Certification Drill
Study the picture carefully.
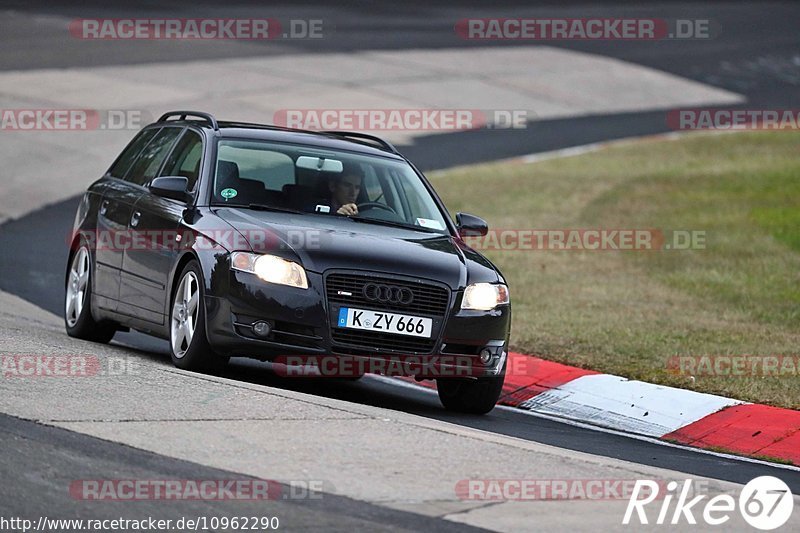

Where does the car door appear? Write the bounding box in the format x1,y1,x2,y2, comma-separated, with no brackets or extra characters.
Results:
114,126,184,324
94,127,159,310
118,127,203,325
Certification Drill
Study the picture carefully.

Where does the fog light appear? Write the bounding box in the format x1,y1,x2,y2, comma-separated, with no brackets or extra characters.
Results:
479,348,493,364
252,321,271,338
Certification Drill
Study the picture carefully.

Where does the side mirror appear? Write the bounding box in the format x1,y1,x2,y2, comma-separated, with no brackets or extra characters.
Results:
456,212,489,237
149,176,190,202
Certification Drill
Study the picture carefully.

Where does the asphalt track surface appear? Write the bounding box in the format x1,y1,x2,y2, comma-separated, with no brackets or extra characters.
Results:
2,1,799,169
1,0,800,529
0,413,488,532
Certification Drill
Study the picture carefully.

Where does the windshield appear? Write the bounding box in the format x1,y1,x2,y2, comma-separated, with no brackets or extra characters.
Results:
211,139,450,233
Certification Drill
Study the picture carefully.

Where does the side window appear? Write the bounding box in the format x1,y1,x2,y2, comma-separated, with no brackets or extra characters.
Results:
124,127,182,186
107,128,159,179
160,130,203,191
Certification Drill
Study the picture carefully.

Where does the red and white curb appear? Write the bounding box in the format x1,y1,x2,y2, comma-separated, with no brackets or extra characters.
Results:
515,373,741,438
400,352,800,465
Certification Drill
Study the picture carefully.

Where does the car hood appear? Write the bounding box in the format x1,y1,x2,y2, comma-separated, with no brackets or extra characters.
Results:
214,208,500,289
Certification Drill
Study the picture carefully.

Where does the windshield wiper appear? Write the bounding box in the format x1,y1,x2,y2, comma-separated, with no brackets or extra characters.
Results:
247,203,305,214
348,216,441,233
217,203,304,214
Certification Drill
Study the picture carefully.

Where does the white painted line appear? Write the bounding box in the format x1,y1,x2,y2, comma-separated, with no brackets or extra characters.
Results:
426,130,743,179
519,132,683,164
515,130,737,165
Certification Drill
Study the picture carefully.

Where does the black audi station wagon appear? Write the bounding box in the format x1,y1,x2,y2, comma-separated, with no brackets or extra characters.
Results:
65,111,511,413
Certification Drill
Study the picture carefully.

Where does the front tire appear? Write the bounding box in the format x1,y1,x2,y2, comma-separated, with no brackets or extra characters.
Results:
436,373,505,415
64,244,116,343
169,261,228,373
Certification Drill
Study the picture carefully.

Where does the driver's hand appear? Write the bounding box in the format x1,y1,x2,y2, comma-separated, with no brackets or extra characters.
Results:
336,203,358,216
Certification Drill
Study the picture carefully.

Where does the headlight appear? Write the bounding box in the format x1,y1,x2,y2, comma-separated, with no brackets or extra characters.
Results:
461,283,509,310
230,252,308,289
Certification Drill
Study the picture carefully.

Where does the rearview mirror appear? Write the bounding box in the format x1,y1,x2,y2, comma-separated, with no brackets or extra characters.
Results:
149,176,190,202
296,156,344,173
456,212,489,237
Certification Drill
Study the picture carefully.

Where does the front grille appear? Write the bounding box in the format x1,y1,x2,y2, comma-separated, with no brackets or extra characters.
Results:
326,273,450,316
326,272,450,354
331,328,437,353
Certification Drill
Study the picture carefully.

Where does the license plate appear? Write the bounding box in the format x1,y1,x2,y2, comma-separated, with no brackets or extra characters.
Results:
337,307,432,338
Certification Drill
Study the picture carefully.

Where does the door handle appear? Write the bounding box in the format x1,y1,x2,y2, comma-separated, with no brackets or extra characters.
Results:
99,200,109,216
130,211,141,227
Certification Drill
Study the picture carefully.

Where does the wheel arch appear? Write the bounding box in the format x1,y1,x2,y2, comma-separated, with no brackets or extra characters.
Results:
64,232,96,308
168,251,201,304
65,233,83,287
166,248,224,309
166,248,227,368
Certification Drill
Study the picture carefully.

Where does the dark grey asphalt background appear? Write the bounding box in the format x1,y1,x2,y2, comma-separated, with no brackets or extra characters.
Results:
3,0,799,169
0,413,489,532
1,0,799,529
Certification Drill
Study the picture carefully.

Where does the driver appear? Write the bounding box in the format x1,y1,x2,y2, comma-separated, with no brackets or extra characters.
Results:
329,162,363,216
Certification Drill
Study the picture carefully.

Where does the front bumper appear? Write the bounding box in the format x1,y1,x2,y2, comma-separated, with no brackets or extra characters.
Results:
204,269,511,379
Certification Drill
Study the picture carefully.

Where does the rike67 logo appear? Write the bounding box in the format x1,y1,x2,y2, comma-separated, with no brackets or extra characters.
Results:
623,476,794,530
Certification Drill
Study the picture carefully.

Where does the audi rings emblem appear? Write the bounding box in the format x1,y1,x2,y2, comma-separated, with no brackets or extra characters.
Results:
362,283,414,305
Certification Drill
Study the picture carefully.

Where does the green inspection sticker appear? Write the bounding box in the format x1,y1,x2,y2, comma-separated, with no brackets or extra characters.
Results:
220,188,238,200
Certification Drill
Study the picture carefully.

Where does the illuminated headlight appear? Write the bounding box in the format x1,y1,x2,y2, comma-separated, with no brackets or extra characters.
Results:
230,252,308,289
461,283,509,311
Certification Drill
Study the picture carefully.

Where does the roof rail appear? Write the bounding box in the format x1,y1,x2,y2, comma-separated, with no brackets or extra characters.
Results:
321,131,399,155
216,121,291,132
157,111,219,131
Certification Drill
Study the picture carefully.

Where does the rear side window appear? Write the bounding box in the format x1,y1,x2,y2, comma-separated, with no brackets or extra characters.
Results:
124,127,182,186
107,128,159,179
160,130,203,191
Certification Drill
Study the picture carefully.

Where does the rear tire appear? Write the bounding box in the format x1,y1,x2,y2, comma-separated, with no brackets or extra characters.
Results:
169,260,228,373
64,244,116,343
436,373,505,415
